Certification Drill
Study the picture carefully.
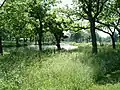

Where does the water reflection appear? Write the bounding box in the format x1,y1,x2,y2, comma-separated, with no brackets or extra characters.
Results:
3,43,78,52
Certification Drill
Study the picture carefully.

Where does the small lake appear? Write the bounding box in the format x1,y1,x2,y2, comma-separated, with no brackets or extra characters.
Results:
28,43,78,50
3,43,78,52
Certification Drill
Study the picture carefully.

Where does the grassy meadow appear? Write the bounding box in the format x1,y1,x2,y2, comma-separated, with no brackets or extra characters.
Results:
0,43,120,90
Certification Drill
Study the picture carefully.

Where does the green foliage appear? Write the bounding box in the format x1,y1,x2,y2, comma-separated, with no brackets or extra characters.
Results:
43,31,55,45
28,0,48,20
1,44,120,89
45,12,71,49
0,0,120,89
1,0,30,40
0,48,94,90
45,13,64,37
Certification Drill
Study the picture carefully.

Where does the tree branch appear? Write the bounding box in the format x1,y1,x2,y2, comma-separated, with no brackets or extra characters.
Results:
95,27,111,35
96,19,110,27
73,26,90,30
0,0,7,8
94,0,108,18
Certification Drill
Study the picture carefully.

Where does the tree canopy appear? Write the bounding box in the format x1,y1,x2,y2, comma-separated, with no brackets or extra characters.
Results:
0,0,120,54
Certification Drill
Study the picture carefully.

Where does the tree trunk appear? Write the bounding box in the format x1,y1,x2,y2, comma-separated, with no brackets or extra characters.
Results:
38,34,42,51
118,33,120,49
30,37,32,42
0,36,3,55
56,39,61,50
54,34,61,50
23,38,27,46
38,21,43,51
16,38,20,47
110,35,116,49
89,18,97,54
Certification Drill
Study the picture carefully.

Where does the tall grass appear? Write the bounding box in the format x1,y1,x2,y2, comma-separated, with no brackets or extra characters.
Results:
1,44,120,90
0,48,94,90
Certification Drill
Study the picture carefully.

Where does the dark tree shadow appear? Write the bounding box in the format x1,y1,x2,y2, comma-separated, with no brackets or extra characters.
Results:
97,70,120,85
0,48,44,81
92,48,120,85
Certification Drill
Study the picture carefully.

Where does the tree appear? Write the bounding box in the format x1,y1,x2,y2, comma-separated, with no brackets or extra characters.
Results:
95,0,119,49
70,30,91,43
73,32,81,43
73,0,109,53
0,0,7,54
0,0,7,8
28,0,55,51
96,26,117,49
45,13,69,50
0,12,4,54
43,31,55,45
3,0,29,47
109,0,120,41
